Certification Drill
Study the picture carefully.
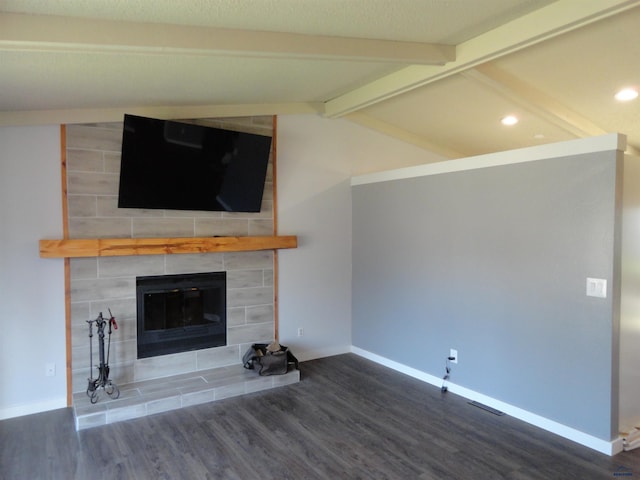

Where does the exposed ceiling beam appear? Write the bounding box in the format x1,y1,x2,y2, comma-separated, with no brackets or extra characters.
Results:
0,103,323,127
462,64,640,157
324,0,640,118
0,12,455,65
462,64,607,139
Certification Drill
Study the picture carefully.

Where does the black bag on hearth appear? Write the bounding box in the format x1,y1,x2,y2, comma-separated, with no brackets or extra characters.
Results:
242,342,299,376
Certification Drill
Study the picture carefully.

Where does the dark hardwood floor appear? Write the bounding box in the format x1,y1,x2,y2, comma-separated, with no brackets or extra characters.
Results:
1,354,639,479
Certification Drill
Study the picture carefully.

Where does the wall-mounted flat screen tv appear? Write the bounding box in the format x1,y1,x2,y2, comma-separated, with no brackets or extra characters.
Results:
117,114,272,212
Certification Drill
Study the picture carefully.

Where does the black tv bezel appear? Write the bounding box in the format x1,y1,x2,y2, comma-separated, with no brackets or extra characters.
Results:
117,114,272,213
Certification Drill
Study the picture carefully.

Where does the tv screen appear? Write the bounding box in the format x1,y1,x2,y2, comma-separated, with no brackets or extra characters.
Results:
117,114,272,212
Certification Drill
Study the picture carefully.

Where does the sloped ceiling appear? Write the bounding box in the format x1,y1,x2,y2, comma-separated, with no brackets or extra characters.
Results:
1,0,639,159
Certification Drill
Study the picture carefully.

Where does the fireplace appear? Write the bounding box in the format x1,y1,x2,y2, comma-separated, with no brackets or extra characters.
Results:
136,272,227,359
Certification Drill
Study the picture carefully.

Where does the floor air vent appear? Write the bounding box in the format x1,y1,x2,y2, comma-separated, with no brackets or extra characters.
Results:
468,401,505,416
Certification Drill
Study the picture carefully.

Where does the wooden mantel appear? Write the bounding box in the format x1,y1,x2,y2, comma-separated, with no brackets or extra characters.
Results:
39,235,297,258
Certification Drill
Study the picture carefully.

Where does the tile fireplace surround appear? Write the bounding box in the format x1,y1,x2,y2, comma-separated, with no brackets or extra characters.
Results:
64,116,298,427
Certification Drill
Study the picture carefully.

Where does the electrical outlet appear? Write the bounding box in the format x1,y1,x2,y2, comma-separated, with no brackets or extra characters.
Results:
449,349,458,364
45,363,56,377
297,327,304,337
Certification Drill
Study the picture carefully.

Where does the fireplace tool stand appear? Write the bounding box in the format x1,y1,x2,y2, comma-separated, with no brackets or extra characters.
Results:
86,309,120,404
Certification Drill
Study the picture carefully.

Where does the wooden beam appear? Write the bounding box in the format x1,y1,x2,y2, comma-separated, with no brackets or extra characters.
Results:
0,102,323,128
40,236,298,258
0,12,454,66
60,125,73,407
324,0,640,117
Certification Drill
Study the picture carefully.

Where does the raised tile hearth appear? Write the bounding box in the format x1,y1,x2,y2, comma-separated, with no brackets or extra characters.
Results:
73,364,300,430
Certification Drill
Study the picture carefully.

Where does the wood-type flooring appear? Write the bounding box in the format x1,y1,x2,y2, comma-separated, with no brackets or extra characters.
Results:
1,354,639,479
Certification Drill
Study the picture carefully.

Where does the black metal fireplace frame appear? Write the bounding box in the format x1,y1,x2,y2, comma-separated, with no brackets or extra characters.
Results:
136,272,227,359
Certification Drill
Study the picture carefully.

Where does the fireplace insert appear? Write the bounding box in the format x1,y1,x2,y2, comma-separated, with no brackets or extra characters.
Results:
136,272,226,358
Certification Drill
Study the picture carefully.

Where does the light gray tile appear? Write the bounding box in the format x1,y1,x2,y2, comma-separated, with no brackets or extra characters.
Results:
227,307,246,326
260,199,273,214
181,388,215,407
164,209,223,218
104,152,121,173
67,149,104,172
214,383,246,400
71,344,94,373
76,412,107,430
164,252,224,274
245,376,274,393
108,363,135,387
70,310,93,347
134,352,197,382
196,345,239,370
262,181,273,201
68,217,132,238
137,376,205,396
70,257,98,279
227,286,273,308
273,370,301,387
226,269,264,289
194,218,249,237
88,297,136,329
106,404,147,424
201,366,248,384
96,196,160,217
223,251,273,270
248,219,274,236
73,401,107,416
71,277,135,302
133,217,195,237
68,171,119,195
68,195,98,217
222,207,270,220
98,255,164,278
71,367,91,394
246,305,274,324
227,322,275,346
110,339,137,365
66,124,123,151
263,269,274,286
146,395,181,416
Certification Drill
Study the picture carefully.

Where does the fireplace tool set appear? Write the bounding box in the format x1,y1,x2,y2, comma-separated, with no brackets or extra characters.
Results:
86,309,120,404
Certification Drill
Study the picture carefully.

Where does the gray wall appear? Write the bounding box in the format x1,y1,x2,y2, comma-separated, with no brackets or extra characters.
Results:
352,151,621,440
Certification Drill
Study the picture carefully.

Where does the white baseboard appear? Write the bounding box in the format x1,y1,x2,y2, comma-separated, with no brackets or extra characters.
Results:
350,346,623,456
0,397,67,421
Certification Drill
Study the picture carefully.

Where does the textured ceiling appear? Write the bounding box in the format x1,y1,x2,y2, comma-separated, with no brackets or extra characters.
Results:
0,0,639,161
0,0,550,43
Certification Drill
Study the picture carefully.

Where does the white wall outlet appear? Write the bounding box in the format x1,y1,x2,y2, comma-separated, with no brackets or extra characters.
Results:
297,327,304,337
586,277,607,298
45,363,56,377
450,349,458,364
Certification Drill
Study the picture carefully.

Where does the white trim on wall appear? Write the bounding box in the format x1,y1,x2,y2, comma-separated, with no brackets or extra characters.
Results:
351,133,626,186
351,346,624,456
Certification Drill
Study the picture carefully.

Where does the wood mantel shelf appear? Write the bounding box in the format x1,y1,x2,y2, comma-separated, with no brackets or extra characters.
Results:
39,236,298,258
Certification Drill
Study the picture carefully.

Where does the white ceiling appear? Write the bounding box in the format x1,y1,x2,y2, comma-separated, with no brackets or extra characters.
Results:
1,0,639,159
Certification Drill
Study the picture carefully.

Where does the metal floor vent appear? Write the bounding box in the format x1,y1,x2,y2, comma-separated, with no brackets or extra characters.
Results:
468,401,505,416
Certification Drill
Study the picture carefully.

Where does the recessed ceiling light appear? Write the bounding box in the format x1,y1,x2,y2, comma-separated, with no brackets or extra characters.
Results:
501,115,518,126
615,88,638,101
